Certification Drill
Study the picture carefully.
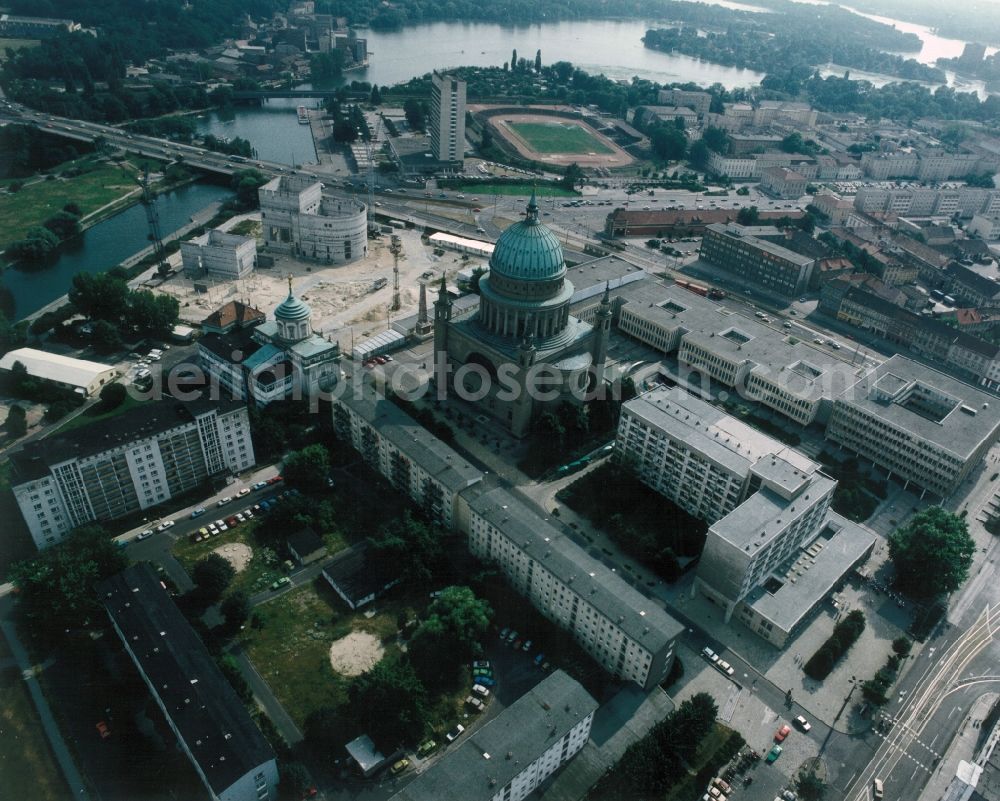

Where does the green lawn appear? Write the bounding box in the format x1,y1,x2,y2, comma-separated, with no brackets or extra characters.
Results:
508,121,614,155
0,157,142,248
0,655,68,801
452,183,578,197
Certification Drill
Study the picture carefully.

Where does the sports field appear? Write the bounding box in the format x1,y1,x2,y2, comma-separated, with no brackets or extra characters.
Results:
508,121,614,155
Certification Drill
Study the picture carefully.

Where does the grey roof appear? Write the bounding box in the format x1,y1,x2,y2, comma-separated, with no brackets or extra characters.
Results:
944,261,1000,299
704,223,815,268
744,512,877,633
468,486,684,656
622,388,817,478
335,386,483,493
835,354,1000,459
98,564,274,795
390,671,597,801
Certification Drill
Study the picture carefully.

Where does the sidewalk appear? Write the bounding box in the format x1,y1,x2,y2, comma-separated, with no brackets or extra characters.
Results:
918,693,998,801
0,600,91,800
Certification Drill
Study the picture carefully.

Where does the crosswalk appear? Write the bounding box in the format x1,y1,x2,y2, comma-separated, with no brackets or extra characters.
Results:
869,713,943,773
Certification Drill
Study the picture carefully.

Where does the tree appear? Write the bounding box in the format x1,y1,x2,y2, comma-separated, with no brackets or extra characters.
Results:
688,139,711,169
701,125,729,153
561,162,584,190
797,770,826,801
42,210,81,241
408,586,492,685
10,524,127,639
124,291,179,339
889,507,975,600
91,320,123,354
650,125,687,161
8,226,60,261
231,168,268,211
368,513,445,587
221,591,250,630
192,553,235,601
892,636,912,657
346,657,429,748
69,272,130,324
5,404,27,437
370,84,382,105
534,49,542,71
283,444,331,495
403,98,425,132
512,49,518,72
736,206,760,225
98,382,127,410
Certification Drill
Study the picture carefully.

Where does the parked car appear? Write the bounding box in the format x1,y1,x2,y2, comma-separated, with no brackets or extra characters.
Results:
237,488,250,497
190,507,207,518
766,745,782,763
506,630,519,643
270,577,291,591
712,778,732,794
465,695,485,712
417,740,437,757
472,684,490,697
872,778,884,799
95,721,111,739
137,529,154,540
716,660,735,676
522,640,533,652
226,515,238,527
702,647,719,663
390,758,409,775
794,715,811,732
475,676,496,687
498,628,510,640
472,668,492,678
534,653,546,665
472,660,491,669
253,481,268,491
217,496,232,506
774,724,791,742
445,724,465,742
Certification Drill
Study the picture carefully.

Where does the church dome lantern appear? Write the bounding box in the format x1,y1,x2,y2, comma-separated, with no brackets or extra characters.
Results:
274,276,312,341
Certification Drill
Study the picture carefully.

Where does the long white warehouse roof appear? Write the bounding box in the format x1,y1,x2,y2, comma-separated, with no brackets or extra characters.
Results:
0,347,117,390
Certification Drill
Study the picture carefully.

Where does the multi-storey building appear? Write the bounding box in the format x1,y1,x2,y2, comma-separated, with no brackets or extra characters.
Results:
701,223,816,297
0,14,81,38
854,186,1000,219
100,564,279,801
330,383,483,528
198,281,340,405
618,389,874,647
258,175,367,264
465,486,683,691
429,71,467,165
827,355,1000,497
11,394,255,549
759,166,808,199
968,214,1000,241
655,88,712,116
180,229,257,280
390,671,597,801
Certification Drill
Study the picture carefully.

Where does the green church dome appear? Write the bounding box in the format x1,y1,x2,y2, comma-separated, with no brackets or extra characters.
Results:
274,277,312,322
489,192,565,281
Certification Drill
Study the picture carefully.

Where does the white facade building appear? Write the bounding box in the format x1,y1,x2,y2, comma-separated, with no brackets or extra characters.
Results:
11,396,254,549
968,214,1000,240
0,347,118,398
465,486,683,691
429,71,467,164
181,229,257,279
390,671,596,801
259,175,367,263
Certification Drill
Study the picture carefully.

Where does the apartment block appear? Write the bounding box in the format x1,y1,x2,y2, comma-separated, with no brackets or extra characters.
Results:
258,175,367,264
390,671,597,801
701,223,816,297
330,383,483,528
430,71,467,164
11,394,255,549
100,564,278,801
826,355,1000,497
656,88,712,116
465,486,683,691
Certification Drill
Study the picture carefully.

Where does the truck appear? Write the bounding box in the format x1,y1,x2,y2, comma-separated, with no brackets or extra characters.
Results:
675,279,726,300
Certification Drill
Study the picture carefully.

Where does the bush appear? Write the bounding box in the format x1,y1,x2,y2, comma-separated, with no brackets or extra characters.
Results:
98,382,127,410
804,610,866,680
892,636,912,657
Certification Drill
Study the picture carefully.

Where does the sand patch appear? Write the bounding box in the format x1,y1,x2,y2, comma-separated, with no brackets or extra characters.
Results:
328,630,384,677
213,543,253,573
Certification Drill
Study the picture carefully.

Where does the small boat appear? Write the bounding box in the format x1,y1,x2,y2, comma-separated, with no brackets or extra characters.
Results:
297,106,309,124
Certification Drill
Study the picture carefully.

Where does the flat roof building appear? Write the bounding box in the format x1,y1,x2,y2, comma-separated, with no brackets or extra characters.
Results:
331,382,483,528
826,355,1000,498
99,564,278,801
701,223,816,298
0,347,118,398
464,486,683,691
429,72,466,165
181,229,257,280
390,670,597,801
10,393,254,549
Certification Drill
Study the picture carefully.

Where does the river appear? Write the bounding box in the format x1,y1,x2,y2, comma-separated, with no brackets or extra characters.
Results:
1,182,231,322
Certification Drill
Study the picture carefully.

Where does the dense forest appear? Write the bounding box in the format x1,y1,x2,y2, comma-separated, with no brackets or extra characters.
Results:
804,0,1000,45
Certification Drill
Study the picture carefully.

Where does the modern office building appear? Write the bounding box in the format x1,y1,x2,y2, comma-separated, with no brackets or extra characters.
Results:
181,229,257,280
464,486,683,691
99,564,279,801
258,175,367,263
700,223,816,297
429,71,467,165
390,671,597,801
11,393,255,549
198,280,341,405
330,382,483,528
826,355,1000,498
0,347,119,398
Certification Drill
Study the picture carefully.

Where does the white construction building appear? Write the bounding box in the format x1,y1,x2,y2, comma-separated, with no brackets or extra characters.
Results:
180,229,257,279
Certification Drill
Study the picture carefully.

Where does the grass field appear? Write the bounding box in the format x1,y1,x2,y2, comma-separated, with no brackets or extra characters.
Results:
0,156,142,248
508,121,613,155
0,645,68,801
0,38,39,61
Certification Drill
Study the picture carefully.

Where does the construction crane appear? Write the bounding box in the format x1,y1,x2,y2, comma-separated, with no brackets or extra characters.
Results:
389,234,403,311
139,166,168,277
